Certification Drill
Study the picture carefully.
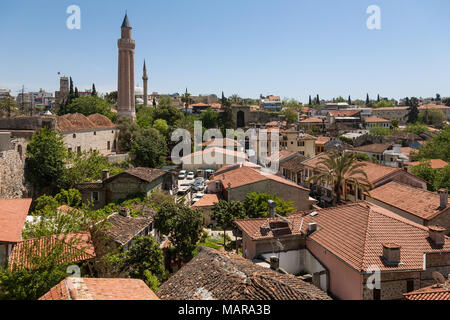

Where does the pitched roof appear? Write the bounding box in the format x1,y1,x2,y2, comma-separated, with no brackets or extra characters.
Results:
39,277,159,300
8,232,95,270
364,116,390,123
56,113,115,132
299,117,323,124
192,194,219,208
209,166,309,191
299,202,450,272
368,181,449,221
201,138,242,148
105,211,154,245
280,153,308,173
156,246,331,300
328,110,361,117
315,136,331,146
237,202,450,272
181,147,248,163
352,144,392,154
408,159,448,170
302,156,406,185
0,198,32,243
104,167,166,184
403,284,450,300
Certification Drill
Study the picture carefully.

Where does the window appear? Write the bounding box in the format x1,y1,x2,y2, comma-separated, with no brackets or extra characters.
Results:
298,141,305,147
92,191,99,202
77,146,81,154
407,280,414,293
73,133,76,138
107,141,111,150
68,148,72,153
94,131,97,136
373,289,381,300
299,151,305,155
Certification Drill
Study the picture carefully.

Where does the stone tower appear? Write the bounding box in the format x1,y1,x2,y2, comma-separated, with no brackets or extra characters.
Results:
142,60,148,106
117,13,136,121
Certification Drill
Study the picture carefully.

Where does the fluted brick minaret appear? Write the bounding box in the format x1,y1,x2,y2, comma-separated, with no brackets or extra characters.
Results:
142,60,148,106
117,13,136,121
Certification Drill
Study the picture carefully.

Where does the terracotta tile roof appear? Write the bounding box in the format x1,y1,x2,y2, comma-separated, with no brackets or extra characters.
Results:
352,144,392,154
266,121,287,127
367,181,449,221
56,113,116,132
419,104,450,110
0,198,32,243
105,167,166,184
209,166,309,191
408,159,448,170
201,138,242,148
315,136,331,146
105,211,154,246
237,201,450,272
303,156,405,185
156,246,331,300
328,110,361,117
181,147,248,163
214,161,262,175
299,117,323,124
280,153,308,173
403,284,450,300
8,232,95,270
39,277,160,300
364,116,390,123
192,194,219,208
401,147,414,157
264,150,294,163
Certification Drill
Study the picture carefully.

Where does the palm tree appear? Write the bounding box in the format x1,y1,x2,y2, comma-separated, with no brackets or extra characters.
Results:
181,88,191,112
306,151,373,205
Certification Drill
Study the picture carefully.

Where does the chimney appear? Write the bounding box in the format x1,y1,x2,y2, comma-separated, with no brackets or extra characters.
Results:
268,200,276,218
307,222,317,234
382,243,401,264
439,189,448,209
119,207,130,217
429,225,446,246
102,169,110,181
270,256,279,271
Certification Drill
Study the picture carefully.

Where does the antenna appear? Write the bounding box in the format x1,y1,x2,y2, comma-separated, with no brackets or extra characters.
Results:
432,271,446,285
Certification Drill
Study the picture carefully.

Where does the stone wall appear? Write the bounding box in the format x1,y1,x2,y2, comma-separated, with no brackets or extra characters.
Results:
62,128,118,156
0,139,30,198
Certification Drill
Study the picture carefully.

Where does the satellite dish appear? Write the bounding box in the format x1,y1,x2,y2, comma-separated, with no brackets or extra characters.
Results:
432,271,446,284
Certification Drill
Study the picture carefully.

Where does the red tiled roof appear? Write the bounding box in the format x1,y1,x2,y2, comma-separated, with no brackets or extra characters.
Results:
352,144,392,154
419,104,450,110
299,117,323,124
367,181,449,221
56,113,115,132
9,232,95,270
403,284,450,300
408,159,448,170
209,166,309,191
0,198,32,243
236,202,450,272
202,138,242,147
364,116,390,123
315,136,331,146
328,110,361,117
266,121,287,127
39,277,159,300
192,194,219,208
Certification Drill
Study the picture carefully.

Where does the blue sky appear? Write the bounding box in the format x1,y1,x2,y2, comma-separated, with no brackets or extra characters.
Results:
1,0,449,102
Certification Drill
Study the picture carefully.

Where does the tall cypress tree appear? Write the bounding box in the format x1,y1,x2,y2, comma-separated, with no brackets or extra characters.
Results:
377,94,380,102
366,94,370,105
91,83,97,96
407,97,419,123
74,87,80,99
153,97,156,107
348,95,351,105
316,94,320,105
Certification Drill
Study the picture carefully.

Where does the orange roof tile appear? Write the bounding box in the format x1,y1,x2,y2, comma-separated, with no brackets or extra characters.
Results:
315,136,331,146
299,117,323,124
328,110,361,117
408,159,448,170
39,277,160,300
192,194,219,208
364,116,390,123
236,202,450,272
56,113,116,132
0,198,32,243
367,181,449,221
403,284,450,300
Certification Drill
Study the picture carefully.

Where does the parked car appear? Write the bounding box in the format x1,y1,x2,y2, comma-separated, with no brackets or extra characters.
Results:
178,170,187,180
192,193,204,204
187,172,195,180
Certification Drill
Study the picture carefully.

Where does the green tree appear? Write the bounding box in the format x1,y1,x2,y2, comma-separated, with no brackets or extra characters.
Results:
120,236,167,290
391,119,399,130
152,119,169,135
152,96,183,126
370,126,393,136
282,107,298,124
131,128,167,168
154,202,204,260
407,97,420,124
410,162,439,191
418,108,445,127
200,108,219,129
25,127,67,195
374,100,395,108
306,151,373,205
211,200,246,245
0,94,18,117
62,96,115,122
415,125,450,162
219,92,235,131
104,91,118,105
404,122,429,135
366,94,370,105
91,83,97,96
181,88,192,111
229,94,242,105
117,117,140,152
243,193,295,218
